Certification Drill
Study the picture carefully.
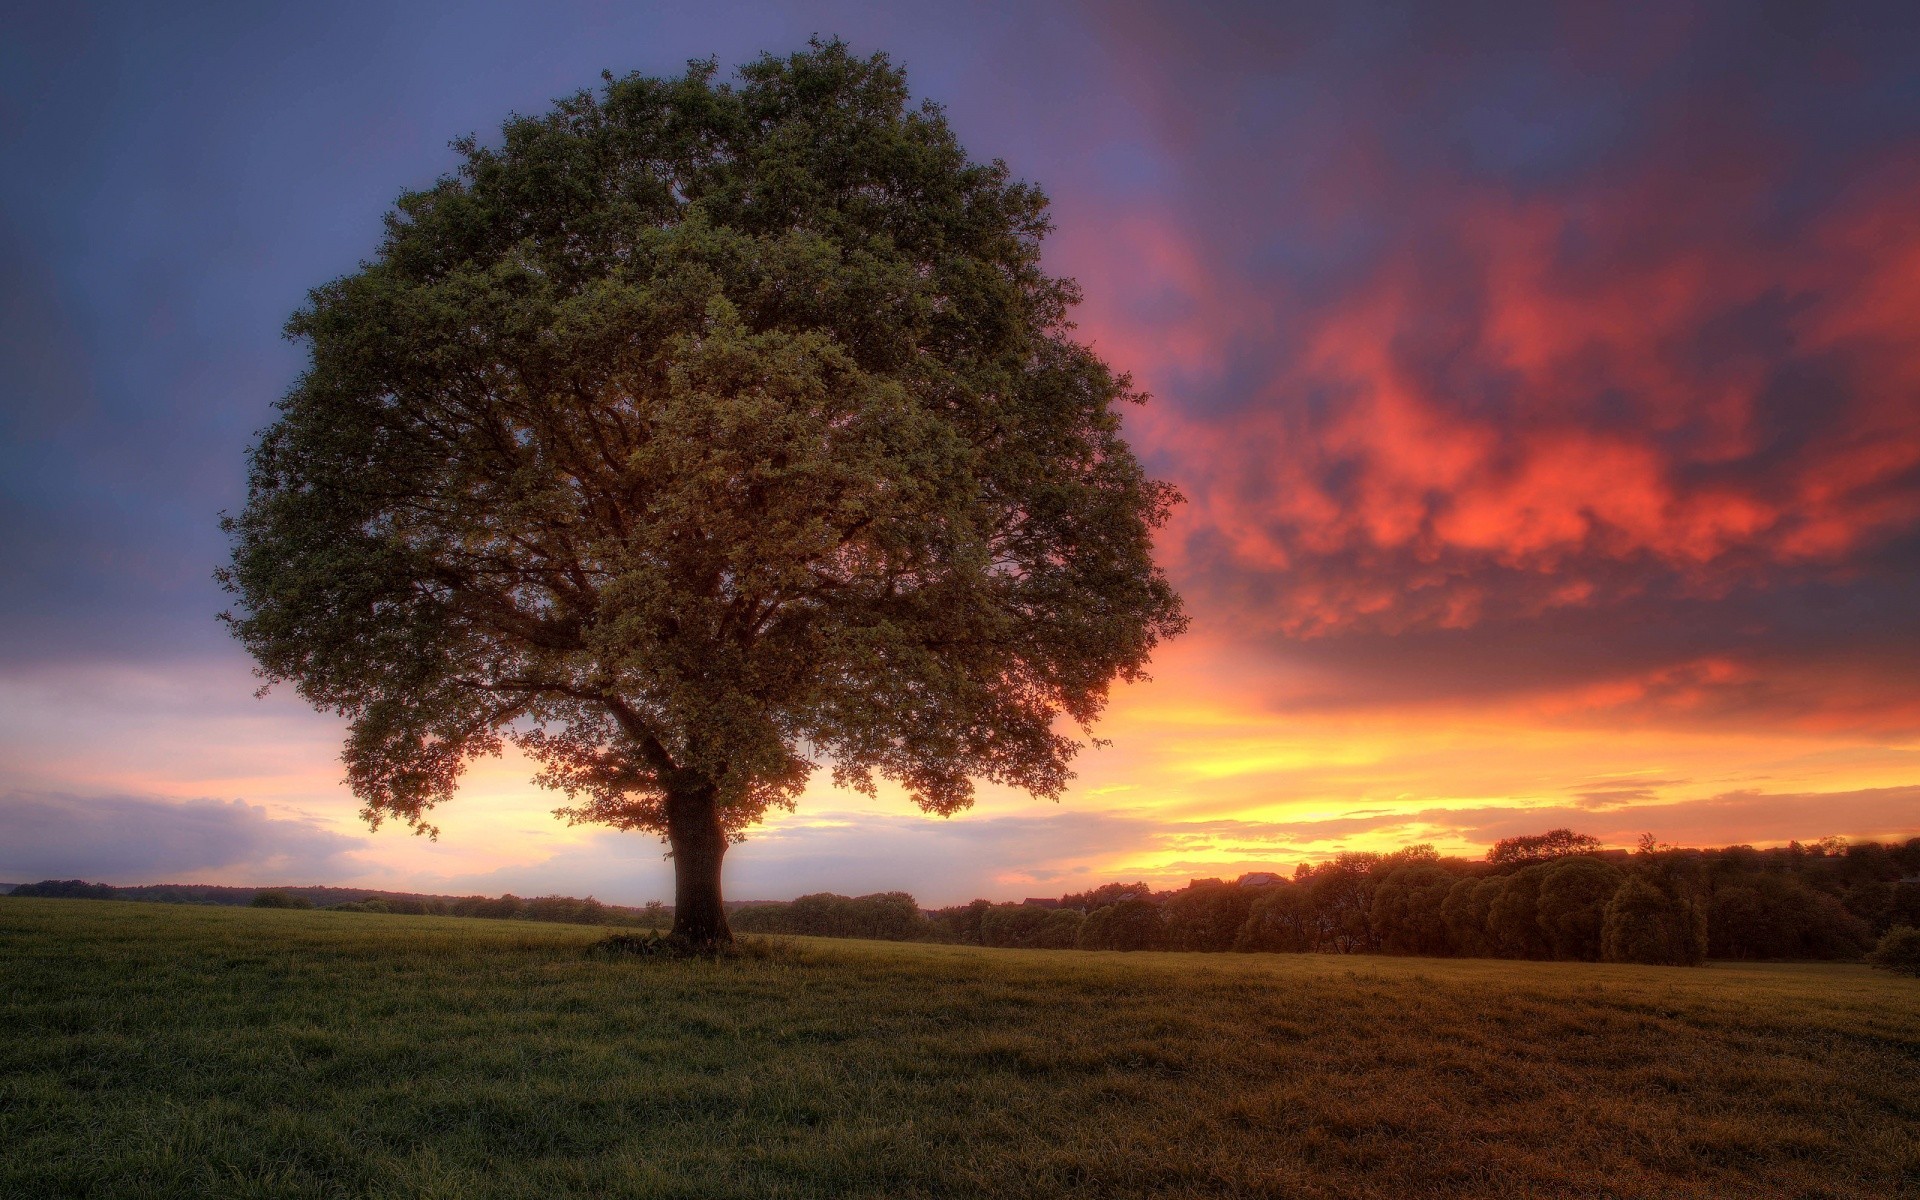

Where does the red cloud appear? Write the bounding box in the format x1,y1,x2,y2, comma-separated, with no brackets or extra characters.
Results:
1031,6,1920,745
1073,151,1920,639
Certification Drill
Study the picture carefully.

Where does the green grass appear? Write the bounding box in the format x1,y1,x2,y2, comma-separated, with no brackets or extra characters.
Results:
2,899,1916,1198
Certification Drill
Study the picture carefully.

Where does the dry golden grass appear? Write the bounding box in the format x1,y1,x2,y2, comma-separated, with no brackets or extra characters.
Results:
2,898,1915,1197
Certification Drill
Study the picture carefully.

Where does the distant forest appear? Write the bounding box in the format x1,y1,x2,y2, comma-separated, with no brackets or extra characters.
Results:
11,832,1918,965
731,833,1920,966
1,881,663,928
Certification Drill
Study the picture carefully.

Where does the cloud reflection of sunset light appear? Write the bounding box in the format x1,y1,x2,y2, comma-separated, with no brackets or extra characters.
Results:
3,4,1918,904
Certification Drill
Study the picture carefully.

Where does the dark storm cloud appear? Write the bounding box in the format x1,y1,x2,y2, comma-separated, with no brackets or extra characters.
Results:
0,790,366,883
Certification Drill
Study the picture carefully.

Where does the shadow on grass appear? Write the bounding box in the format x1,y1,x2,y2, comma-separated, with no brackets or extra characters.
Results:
586,931,793,962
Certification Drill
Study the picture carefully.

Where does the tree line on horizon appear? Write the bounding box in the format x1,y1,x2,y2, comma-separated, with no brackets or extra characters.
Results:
2,881,644,928
13,831,1918,966
732,832,1920,966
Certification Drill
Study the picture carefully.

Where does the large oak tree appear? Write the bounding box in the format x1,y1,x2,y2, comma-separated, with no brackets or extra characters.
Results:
221,42,1185,946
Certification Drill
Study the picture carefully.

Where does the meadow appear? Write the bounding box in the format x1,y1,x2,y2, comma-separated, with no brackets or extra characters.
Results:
2,898,1915,1199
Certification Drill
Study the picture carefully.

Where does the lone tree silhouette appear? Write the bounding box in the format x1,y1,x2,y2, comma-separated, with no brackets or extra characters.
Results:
220,42,1185,947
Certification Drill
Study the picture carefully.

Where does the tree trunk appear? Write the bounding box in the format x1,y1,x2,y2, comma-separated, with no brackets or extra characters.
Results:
665,774,731,948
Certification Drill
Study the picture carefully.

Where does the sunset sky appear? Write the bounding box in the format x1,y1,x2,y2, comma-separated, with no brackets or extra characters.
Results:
4,1,1918,906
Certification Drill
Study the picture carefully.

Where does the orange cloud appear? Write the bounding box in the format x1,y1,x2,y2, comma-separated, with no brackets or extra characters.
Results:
1131,167,1920,636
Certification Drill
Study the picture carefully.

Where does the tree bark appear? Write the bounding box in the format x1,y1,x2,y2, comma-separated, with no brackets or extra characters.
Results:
665,774,731,948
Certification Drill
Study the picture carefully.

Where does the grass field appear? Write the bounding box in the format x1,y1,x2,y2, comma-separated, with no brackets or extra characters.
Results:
2,899,1915,1198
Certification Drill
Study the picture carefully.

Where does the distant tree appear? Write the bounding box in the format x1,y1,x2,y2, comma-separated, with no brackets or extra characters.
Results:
1030,907,1085,949
1793,886,1872,958
250,890,313,910
1842,880,1896,934
1305,853,1381,953
1233,884,1314,953
977,902,1082,949
1161,881,1253,953
452,894,525,920
640,899,670,930
1839,840,1892,886
1381,843,1443,868
524,895,609,924
1894,881,1920,931
1707,884,1771,958
1535,857,1623,961
1442,877,1507,958
218,42,1185,948
1602,876,1706,966
1708,876,1871,960
929,898,993,944
1059,882,1156,913
738,891,929,941
10,880,118,900
1370,865,1456,956
1076,897,1165,951
1486,829,1604,866
853,892,929,941
1895,837,1920,876
725,904,788,934
979,903,1054,948
1485,864,1555,959
1710,844,1762,877
1865,925,1920,976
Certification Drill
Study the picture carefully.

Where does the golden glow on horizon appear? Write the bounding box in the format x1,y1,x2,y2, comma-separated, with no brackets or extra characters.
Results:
4,645,1914,900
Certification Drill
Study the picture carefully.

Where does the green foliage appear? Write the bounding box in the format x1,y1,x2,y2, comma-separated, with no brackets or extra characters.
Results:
1484,864,1553,960
1486,828,1603,865
1894,882,1920,931
1028,908,1086,949
926,897,994,944
1159,882,1253,953
1439,877,1502,958
24,831,1909,968
451,894,526,920
1535,857,1623,961
1302,853,1381,953
730,892,929,941
1603,876,1707,966
1057,881,1155,912
5,899,1918,1199
218,39,1184,941
977,903,1045,948
585,930,781,961
1075,897,1165,951
979,903,1084,949
1370,865,1455,956
3,883,644,926
1234,884,1315,953
10,880,117,900
1709,877,1874,960
1864,925,1920,976
522,895,609,925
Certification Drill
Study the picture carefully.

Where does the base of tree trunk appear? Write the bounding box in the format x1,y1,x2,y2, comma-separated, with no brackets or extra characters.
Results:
589,931,731,960
670,901,732,949
667,779,732,949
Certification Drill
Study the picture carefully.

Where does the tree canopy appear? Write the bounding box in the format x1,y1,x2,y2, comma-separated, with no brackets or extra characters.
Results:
219,41,1186,944
1486,828,1603,866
